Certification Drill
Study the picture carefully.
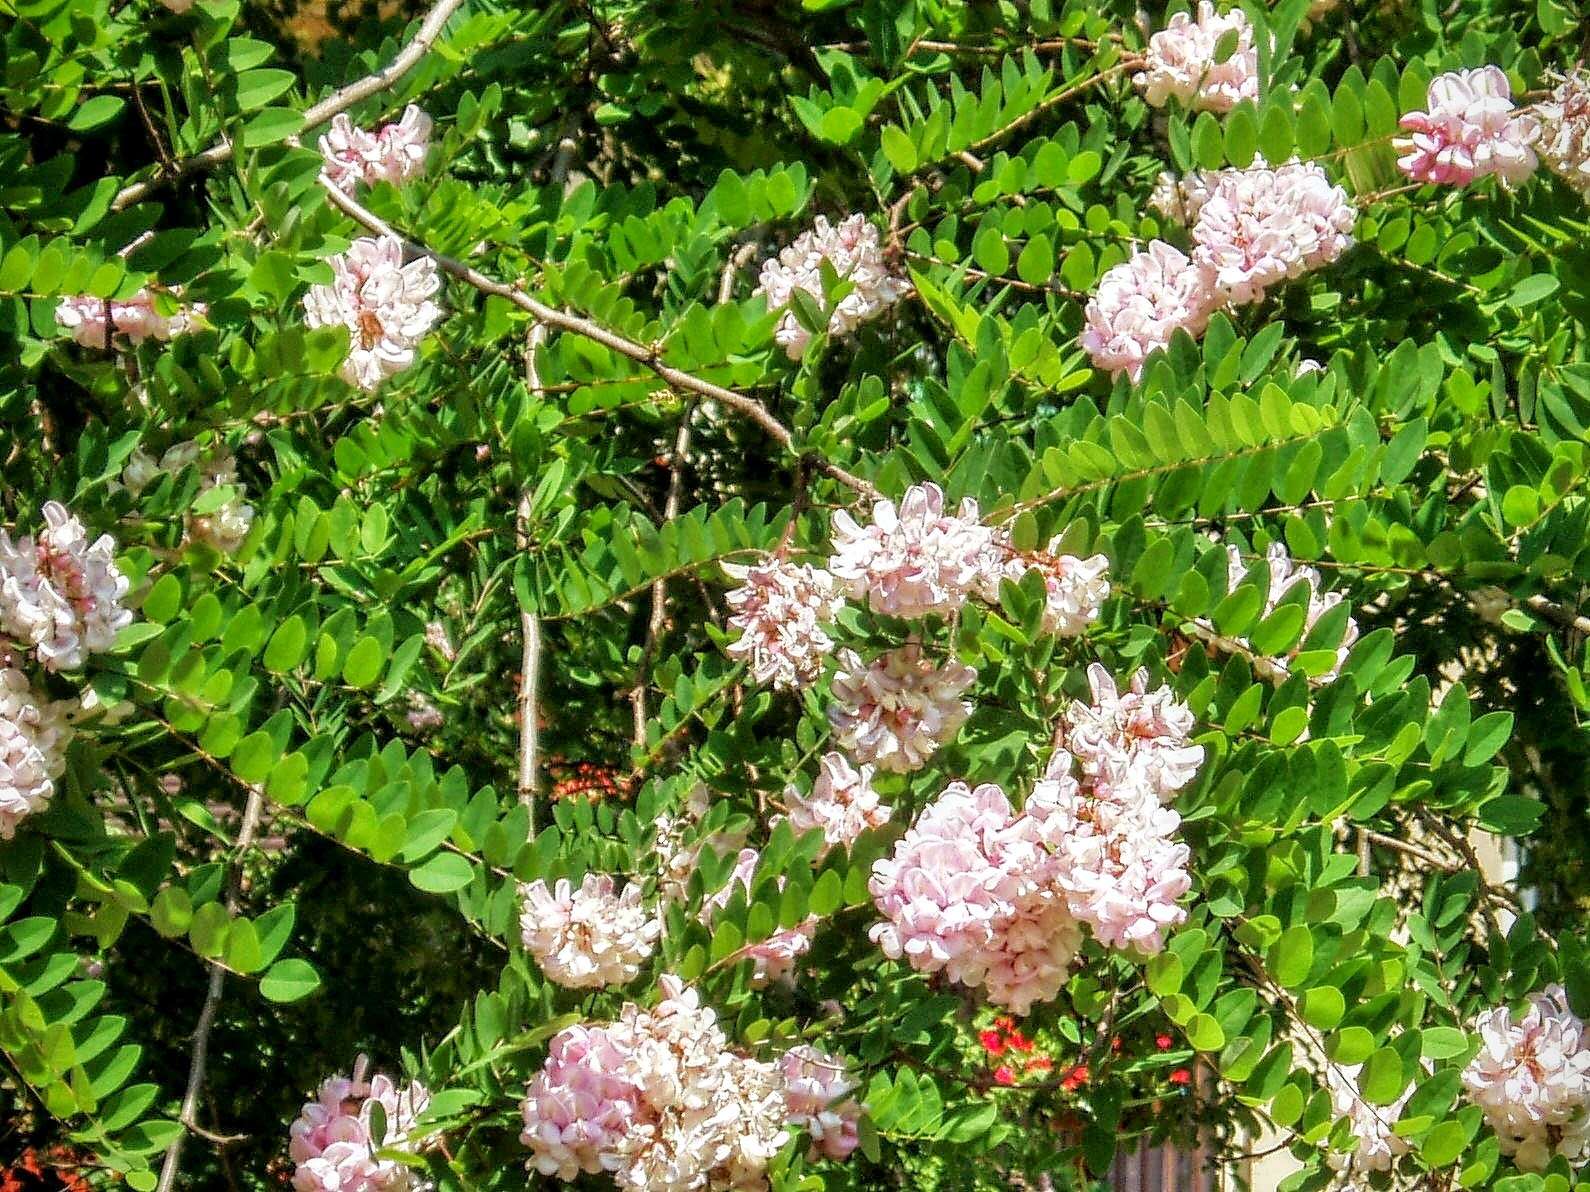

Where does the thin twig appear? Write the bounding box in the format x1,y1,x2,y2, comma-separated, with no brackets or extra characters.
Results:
155,782,267,1192
112,0,466,211
317,180,878,497
516,324,548,835
632,401,696,750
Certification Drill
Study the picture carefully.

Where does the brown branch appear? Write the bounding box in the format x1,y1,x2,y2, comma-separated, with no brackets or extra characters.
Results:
111,0,466,211
632,401,696,751
516,324,548,836
1523,594,1590,636
317,180,878,497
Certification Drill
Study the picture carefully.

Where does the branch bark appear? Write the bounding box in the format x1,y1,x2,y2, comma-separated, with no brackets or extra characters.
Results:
112,0,466,211
155,782,267,1192
517,323,548,835
317,180,878,498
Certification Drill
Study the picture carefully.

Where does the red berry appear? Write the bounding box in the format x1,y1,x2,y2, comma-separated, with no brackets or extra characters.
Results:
1156,1034,1174,1050
1169,1068,1192,1086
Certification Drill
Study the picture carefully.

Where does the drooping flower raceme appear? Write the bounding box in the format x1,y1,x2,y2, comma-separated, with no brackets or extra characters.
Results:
1080,242,1218,381
56,288,205,349
979,531,1111,637
781,1046,862,1162
1064,664,1205,803
1134,2,1260,114
1325,1063,1412,1175
288,1056,431,1192
1189,161,1357,306
1536,70,1590,198
700,849,818,986
1226,542,1360,680
723,559,841,689
320,106,433,192
1463,984,1590,1171
828,644,976,773
302,235,442,391
777,751,891,855
0,668,74,839
0,502,132,672
520,874,662,990
1396,66,1540,188
121,441,256,555
754,214,909,359
520,976,789,1191
828,483,994,620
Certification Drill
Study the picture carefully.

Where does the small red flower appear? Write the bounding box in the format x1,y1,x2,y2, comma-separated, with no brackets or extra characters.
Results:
1007,1029,1035,1052
993,1066,1017,1086
994,1016,1015,1031
1026,1056,1053,1073
1061,1064,1090,1092
1156,1033,1174,1051
1110,1035,1123,1053
1169,1068,1192,1086
979,1029,1007,1055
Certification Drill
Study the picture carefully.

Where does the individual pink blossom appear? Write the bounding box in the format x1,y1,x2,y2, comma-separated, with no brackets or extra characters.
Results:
828,644,976,773
777,751,891,855
754,214,909,358
723,559,841,689
1190,161,1357,305
289,1056,431,1192
1134,2,1260,114
979,532,1111,637
1463,985,1590,1171
1396,67,1540,188
700,848,817,986
0,668,74,839
1149,169,1218,227
0,502,133,672
1080,242,1218,381
520,1023,648,1180
1225,542,1360,680
781,1046,862,1162
1064,664,1204,803
1536,71,1590,198
56,288,204,349
828,483,994,619
320,106,433,192
302,235,442,391
1325,1063,1412,1175
520,874,662,990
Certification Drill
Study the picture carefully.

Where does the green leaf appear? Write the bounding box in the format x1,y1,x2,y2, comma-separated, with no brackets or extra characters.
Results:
1360,1046,1406,1106
1269,925,1314,989
259,959,322,1003
409,852,475,894
68,96,125,132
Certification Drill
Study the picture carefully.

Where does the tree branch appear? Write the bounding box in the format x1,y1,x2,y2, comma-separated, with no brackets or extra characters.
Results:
111,0,467,211
317,179,879,498
517,323,548,835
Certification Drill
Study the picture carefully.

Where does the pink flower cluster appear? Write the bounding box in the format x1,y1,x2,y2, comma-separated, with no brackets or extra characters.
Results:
0,668,73,839
0,502,132,672
723,559,841,689
1463,985,1590,1171
777,751,891,856
1090,161,1355,380
302,235,442,391
288,1056,431,1192
1064,664,1205,803
1226,543,1360,680
56,288,204,350
320,106,433,193
520,874,662,990
1134,2,1259,114
1537,71,1590,198
829,483,993,620
979,532,1111,637
701,848,818,986
828,644,976,773
754,214,909,359
867,780,1081,1014
781,1046,862,1161
1396,67,1540,188
520,976,790,1190
1325,1063,1411,1175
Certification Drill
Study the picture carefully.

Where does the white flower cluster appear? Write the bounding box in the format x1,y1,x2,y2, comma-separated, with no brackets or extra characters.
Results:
1080,241,1218,382
0,668,74,839
781,1046,862,1162
521,976,790,1191
1064,664,1206,802
754,214,909,359
1536,71,1590,199
121,441,256,555
723,559,842,690
288,1056,431,1192
700,848,818,986
56,287,205,350
1225,543,1360,681
1134,2,1260,114
1325,1063,1411,1175
829,483,993,619
320,106,433,193
0,502,132,672
520,874,662,990
303,235,442,391
1396,66,1540,189
776,751,891,856
1463,984,1590,1171
979,531,1112,637
827,644,975,773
